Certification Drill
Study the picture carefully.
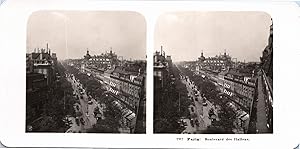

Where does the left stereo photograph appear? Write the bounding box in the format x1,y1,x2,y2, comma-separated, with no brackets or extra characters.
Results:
26,11,146,133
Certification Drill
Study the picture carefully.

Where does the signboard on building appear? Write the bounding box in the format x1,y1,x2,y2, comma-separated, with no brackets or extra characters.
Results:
109,87,119,96
224,88,233,97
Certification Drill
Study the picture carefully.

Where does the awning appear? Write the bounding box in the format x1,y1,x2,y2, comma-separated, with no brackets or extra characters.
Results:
240,113,249,121
125,113,136,121
122,109,132,116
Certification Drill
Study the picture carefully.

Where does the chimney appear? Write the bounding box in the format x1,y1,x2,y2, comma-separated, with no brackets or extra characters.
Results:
40,52,43,60
160,46,163,56
46,43,49,51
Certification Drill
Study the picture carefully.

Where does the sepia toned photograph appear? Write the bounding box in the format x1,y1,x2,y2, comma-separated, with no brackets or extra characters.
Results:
154,12,273,134
26,11,146,133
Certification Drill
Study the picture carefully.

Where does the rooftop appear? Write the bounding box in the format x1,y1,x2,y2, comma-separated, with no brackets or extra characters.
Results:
227,68,252,77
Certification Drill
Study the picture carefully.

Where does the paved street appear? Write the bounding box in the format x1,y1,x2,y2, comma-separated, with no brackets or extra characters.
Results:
64,66,135,133
65,74,100,132
181,76,205,132
176,65,218,133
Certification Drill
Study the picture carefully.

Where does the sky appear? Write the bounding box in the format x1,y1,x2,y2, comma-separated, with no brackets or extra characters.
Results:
27,11,146,60
154,12,272,62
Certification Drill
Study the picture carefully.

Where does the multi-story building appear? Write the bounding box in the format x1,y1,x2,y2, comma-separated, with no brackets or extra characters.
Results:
26,43,57,86
26,43,57,129
106,64,146,133
153,46,170,89
251,19,273,133
135,75,146,133
166,55,172,67
261,20,273,79
81,51,146,132
79,48,146,133
26,72,48,127
197,50,233,73
261,20,273,133
216,68,256,133
222,68,256,112
108,66,144,110
26,73,48,92
83,49,119,70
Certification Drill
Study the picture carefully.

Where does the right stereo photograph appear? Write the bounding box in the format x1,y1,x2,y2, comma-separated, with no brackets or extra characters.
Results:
153,12,273,134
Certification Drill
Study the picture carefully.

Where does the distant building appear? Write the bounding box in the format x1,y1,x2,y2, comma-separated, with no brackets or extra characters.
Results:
84,50,92,60
198,50,205,62
197,50,232,73
84,49,119,70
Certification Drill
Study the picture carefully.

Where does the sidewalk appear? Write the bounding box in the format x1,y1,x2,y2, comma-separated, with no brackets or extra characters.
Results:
256,74,269,133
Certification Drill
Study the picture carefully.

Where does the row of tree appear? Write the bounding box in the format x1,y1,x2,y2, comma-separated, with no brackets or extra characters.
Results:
87,96,122,133
64,63,122,133
178,65,235,133
154,64,193,133
29,62,78,132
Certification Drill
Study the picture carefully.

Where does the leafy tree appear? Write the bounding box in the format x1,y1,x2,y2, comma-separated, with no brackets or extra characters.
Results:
29,62,78,132
177,63,238,133
88,98,122,133
154,64,191,133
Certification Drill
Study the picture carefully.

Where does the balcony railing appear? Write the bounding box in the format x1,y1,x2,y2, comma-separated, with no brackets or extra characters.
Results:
261,69,273,103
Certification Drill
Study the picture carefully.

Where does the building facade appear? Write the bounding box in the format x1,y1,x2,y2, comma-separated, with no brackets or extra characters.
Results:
81,50,146,133
221,68,256,112
84,49,119,70
26,44,57,86
107,64,146,132
252,18,273,133
26,43,57,128
197,50,233,73
153,46,170,89
108,66,144,111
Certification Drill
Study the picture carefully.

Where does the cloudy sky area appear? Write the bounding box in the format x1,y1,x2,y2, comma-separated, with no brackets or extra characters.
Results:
155,12,272,62
27,11,146,60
